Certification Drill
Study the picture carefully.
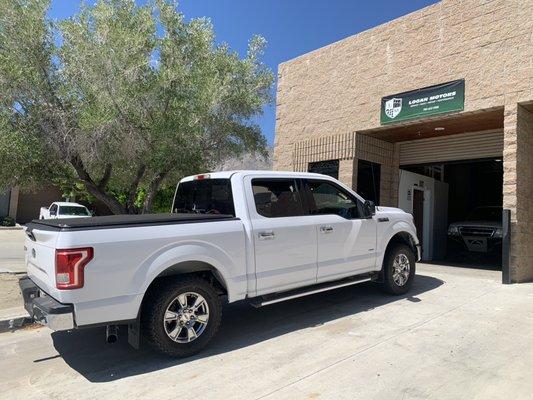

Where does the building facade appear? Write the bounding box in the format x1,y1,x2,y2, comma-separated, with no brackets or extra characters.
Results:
0,186,63,224
273,0,532,282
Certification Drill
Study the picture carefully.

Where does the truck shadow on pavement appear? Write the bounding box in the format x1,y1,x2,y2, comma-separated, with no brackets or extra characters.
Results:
50,274,443,382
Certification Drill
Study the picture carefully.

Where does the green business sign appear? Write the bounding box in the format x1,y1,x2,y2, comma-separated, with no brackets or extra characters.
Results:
380,79,464,125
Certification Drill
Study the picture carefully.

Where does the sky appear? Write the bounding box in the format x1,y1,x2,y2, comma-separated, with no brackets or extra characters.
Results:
48,0,440,146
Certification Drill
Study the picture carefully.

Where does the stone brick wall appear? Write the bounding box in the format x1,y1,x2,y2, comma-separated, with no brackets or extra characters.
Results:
274,0,532,169
354,135,396,207
274,0,533,281
510,105,533,281
292,133,398,205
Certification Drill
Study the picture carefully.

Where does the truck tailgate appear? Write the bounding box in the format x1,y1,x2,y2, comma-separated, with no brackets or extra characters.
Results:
25,226,60,299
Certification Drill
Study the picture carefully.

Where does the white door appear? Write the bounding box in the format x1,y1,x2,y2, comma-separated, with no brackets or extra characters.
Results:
303,179,377,282
246,177,318,295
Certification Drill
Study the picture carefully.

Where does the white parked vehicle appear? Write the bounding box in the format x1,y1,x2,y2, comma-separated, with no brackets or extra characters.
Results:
21,171,420,357
39,202,91,220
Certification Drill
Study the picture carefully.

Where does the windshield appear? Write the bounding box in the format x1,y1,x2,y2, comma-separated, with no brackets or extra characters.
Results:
173,179,235,216
59,206,90,216
467,207,502,222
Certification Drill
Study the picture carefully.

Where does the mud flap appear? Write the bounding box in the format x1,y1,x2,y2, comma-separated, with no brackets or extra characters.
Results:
128,314,141,349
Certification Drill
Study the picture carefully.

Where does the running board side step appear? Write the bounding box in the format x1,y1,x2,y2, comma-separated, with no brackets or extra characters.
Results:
249,274,375,308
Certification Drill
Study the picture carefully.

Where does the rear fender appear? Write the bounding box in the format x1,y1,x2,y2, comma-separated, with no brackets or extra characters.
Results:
135,241,243,302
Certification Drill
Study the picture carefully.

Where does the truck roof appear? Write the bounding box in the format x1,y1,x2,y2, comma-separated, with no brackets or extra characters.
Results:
180,170,333,182
51,202,87,207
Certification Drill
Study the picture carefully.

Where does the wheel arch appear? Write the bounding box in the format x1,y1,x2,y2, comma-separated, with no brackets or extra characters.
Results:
144,260,229,299
384,231,418,260
377,222,419,272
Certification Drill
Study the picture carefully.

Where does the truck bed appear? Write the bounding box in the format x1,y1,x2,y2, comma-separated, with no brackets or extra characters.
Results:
23,211,246,326
26,213,237,231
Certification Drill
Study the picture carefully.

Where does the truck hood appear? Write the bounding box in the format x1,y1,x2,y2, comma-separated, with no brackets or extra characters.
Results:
375,206,413,221
376,206,408,215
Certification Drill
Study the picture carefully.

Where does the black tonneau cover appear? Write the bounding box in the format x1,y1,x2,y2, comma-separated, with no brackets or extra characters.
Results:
26,213,238,232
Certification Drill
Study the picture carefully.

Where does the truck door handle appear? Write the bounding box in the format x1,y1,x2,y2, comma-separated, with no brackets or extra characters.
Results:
320,225,334,233
258,231,275,240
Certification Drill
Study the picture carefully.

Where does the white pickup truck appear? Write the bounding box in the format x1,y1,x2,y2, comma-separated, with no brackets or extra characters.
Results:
21,171,420,357
39,202,91,220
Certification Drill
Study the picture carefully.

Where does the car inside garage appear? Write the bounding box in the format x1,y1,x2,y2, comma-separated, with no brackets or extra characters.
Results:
400,158,503,269
357,107,505,271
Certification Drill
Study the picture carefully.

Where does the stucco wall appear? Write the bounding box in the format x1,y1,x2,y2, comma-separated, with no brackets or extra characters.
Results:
15,186,63,223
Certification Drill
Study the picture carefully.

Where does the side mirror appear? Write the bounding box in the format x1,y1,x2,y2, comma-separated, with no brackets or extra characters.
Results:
364,200,376,218
50,210,56,216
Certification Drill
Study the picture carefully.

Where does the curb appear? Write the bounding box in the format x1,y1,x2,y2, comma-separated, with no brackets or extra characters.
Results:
0,315,33,333
0,269,26,275
0,307,32,333
0,224,24,231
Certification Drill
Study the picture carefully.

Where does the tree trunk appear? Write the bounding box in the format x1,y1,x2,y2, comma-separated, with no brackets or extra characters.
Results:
70,156,127,214
126,165,146,214
142,171,168,214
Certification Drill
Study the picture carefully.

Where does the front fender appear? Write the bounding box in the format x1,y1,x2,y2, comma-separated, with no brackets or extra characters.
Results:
377,220,419,268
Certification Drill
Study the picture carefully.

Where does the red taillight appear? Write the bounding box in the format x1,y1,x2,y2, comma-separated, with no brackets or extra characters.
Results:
55,247,93,290
194,174,210,180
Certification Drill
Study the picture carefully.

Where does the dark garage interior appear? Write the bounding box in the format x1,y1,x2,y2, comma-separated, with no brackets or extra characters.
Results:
444,159,503,226
402,158,503,269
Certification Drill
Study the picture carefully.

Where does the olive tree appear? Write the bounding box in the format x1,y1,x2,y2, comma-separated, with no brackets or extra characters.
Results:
0,0,273,213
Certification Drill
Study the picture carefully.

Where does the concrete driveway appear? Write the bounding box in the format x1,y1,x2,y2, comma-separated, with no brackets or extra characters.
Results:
0,228,26,274
1,264,532,400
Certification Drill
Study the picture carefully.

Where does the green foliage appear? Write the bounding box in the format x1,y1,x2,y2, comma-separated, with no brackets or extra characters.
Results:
0,0,273,213
1,216,16,227
151,185,177,213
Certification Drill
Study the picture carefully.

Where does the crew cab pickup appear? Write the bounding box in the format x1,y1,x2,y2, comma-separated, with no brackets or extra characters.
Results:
39,202,91,220
21,171,420,357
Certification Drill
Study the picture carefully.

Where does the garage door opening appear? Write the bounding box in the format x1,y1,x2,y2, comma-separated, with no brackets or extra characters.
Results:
400,158,503,270
358,108,505,271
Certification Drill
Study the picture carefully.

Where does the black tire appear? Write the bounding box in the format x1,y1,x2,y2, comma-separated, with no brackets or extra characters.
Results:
380,243,416,295
142,276,222,357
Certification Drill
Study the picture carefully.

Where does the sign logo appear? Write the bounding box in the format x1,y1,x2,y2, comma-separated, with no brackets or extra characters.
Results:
380,80,465,125
385,98,402,119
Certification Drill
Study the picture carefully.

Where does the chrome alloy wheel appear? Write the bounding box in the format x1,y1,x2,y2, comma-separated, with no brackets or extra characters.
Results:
393,253,411,287
163,292,209,343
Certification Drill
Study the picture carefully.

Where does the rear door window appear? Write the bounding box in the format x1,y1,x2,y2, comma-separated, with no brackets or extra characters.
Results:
252,179,304,218
173,179,235,216
59,206,90,216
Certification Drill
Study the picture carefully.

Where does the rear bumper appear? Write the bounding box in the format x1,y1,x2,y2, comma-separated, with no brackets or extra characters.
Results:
19,276,74,331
